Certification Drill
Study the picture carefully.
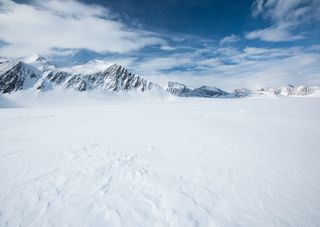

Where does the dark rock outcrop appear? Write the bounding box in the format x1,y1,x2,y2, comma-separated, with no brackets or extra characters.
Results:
0,61,40,93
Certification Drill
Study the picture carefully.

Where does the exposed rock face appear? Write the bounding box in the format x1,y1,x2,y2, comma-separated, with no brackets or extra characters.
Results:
0,60,40,93
167,82,229,97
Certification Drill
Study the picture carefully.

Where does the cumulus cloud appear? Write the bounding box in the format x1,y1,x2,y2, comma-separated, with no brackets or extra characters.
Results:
246,0,320,42
0,0,165,57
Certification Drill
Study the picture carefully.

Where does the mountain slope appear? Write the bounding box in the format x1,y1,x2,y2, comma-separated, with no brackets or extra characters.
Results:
0,60,40,93
37,64,156,92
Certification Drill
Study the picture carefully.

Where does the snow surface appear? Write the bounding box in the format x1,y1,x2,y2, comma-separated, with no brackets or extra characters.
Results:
0,93,320,227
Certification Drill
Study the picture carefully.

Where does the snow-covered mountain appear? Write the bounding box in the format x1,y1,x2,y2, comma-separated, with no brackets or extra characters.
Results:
37,63,156,92
275,84,315,96
232,85,319,97
167,81,229,97
0,55,157,94
231,88,253,97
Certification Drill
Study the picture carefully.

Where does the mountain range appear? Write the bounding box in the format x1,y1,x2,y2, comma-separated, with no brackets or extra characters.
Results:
0,54,319,98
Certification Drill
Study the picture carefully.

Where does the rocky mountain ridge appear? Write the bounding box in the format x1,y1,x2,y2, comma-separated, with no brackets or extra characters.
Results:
0,56,156,94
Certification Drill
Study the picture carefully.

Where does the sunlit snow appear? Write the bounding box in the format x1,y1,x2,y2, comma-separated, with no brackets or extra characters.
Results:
0,93,319,227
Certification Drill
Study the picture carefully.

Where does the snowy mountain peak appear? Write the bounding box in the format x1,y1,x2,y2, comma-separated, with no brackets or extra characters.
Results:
24,53,47,64
22,53,56,72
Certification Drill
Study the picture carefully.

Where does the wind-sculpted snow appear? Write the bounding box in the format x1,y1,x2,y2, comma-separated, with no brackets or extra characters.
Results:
0,98,319,227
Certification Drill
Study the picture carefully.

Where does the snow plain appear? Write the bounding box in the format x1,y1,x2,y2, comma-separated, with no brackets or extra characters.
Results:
0,93,319,227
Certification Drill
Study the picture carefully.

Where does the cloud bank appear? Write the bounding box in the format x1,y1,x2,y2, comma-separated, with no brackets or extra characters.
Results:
0,0,164,57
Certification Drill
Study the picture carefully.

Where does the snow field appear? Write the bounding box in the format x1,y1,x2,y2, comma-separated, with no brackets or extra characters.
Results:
0,97,320,227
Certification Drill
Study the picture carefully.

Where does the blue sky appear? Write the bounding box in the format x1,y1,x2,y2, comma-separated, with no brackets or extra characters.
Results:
0,0,320,88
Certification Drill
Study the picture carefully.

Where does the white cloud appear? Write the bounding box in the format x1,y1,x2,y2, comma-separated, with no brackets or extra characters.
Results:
219,34,240,45
246,22,305,42
0,0,165,57
243,46,301,59
160,45,175,51
247,0,320,42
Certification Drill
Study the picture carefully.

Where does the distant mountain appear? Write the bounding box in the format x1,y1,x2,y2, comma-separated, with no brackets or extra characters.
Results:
231,88,252,97
167,82,229,97
231,85,319,97
275,85,314,96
